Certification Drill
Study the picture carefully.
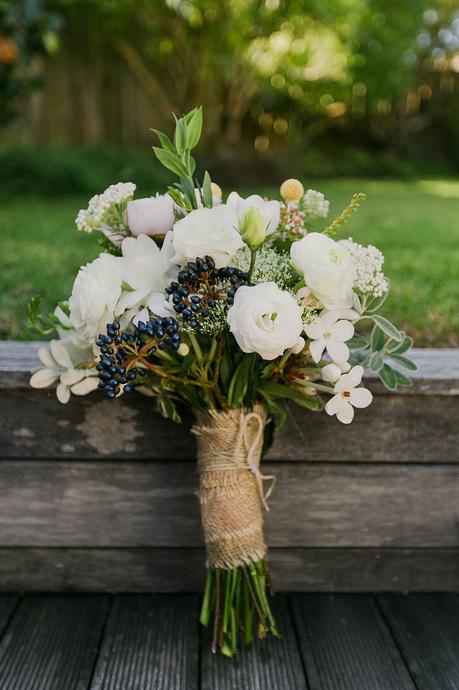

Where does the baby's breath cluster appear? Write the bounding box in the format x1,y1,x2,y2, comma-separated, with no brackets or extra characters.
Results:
340,237,389,297
75,182,136,233
232,245,296,289
302,189,330,219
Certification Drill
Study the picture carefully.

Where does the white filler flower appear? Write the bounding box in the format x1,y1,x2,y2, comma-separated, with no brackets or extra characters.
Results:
291,232,356,310
339,237,389,297
126,194,175,237
69,254,123,340
303,189,330,219
321,361,350,383
227,191,280,235
171,205,243,268
304,308,358,363
325,365,373,424
30,337,98,404
117,233,176,322
76,182,136,233
227,282,304,360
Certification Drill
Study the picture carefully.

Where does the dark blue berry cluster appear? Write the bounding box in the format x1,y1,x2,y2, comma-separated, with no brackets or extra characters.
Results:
165,255,248,330
96,316,182,399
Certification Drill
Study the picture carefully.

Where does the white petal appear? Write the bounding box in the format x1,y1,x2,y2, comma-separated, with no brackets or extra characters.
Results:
50,340,73,369
56,382,71,404
116,289,147,314
60,369,85,386
37,347,56,368
147,292,170,317
349,387,373,408
71,377,99,396
304,318,325,340
325,394,342,416
326,339,350,363
309,338,326,363
290,336,305,355
330,320,354,342
336,399,355,424
132,307,150,326
345,365,364,388
30,368,59,388
321,363,342,384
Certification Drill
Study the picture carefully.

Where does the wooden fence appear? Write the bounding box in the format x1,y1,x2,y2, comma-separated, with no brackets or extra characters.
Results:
1,342,458,592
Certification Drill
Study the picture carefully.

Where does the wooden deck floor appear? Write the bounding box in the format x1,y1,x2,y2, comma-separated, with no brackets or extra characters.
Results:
0,593,458,689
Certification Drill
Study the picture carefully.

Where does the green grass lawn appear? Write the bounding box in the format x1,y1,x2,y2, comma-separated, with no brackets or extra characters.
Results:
1,179,458,345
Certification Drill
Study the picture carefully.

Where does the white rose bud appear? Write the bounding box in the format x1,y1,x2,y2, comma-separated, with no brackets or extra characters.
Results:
126,194,175,237
239,208,266,250
290,232,356,310
227,282,304,361
171,205,243,268
226,191,280,235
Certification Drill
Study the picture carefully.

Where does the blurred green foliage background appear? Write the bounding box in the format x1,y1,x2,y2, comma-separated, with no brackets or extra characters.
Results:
1,0,458,345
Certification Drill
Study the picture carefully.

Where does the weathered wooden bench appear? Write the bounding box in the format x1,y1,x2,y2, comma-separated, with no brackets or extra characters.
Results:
1,342,458,592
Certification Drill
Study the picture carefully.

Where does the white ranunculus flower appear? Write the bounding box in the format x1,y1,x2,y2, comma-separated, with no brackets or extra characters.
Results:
69,254,123,340
227,282,304,360
171,205,243,268
126,194,175,237
227,191,280,235
117,233,176,322
325,365,373,424
304,308,358,364
291,232,356,310
30,336,98,404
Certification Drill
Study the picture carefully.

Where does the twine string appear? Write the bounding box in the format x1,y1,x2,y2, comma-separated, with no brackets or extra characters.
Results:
239,411,276,511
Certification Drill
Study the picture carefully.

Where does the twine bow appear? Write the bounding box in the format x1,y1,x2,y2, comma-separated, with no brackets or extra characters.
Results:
238,411,276,511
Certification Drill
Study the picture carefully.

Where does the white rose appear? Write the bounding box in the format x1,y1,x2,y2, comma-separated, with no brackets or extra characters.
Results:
126,194,175,236
69,254,123,339
290,232,356,310
171,205,243,268
227,282,304,360
227,191,280,235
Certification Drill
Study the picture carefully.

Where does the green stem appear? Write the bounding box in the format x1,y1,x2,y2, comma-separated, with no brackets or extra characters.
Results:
200,568,213,627
248,249,257,282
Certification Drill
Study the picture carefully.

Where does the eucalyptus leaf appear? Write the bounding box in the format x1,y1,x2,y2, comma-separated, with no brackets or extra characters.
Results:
347,334,370,351
372,315,403,342
153,147,190,178
370,325,385,352
364,285,389,314
386,335,413,354
389,353,418,371
394,370,413,387
379,364,398,391
369,350,384,372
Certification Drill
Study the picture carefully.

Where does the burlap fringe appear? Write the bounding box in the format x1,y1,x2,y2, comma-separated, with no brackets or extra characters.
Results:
192,405,275,570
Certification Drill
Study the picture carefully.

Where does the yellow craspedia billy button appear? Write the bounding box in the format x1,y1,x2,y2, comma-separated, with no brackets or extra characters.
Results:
280,178,304,202
211,182,222,199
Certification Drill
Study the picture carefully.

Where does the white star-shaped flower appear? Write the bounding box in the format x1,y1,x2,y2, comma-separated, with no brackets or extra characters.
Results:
325,365,373,424
304,309,358,364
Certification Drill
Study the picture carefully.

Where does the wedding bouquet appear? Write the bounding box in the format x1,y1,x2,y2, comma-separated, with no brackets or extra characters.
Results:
30,107,416,657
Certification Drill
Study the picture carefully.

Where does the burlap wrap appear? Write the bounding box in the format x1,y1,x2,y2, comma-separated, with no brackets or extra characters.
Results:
192,404,275,570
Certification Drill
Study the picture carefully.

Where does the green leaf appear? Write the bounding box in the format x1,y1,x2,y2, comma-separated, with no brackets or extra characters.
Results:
258,382,322,410
386,335,413,354
389,353,418,371
369,350,384,372
370,325,385,352
152,147,190,178
227,354,256,408
394,370,413,387
364,284,389,314
185,106,203,149
379,364,398,391
372,315,403,342
347,334,370,351
202,171,213,208
150,128,175,153
174,118,187,155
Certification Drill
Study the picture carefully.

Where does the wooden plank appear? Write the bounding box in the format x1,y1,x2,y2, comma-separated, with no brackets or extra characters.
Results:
90,594,198,690
201,595,307,690
2,389,458,463
0,594,109,690
379,593,459,690
291,594,415,690
0,595,18,636
0,548,458,593
3,342,456,392
0,461,457,548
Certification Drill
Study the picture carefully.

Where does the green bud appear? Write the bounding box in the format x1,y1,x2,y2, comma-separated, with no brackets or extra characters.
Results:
239,208,266,250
